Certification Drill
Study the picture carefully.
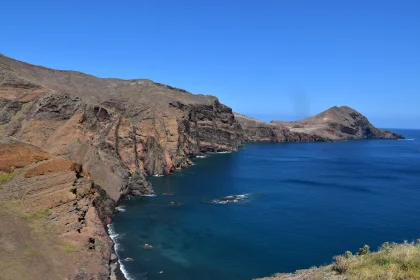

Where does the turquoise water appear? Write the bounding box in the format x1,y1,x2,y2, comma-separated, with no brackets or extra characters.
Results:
110,129,420,280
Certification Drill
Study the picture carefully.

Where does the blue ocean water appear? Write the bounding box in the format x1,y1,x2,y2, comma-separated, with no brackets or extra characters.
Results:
110,129,420,280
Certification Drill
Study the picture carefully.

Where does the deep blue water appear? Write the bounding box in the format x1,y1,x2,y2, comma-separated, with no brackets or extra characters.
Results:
110,129,420,280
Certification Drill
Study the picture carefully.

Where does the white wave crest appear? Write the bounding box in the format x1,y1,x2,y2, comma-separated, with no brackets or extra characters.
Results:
196,155,207,158
212,193,250,204
153,174,164,177
115,206,126,212
107,224,134,280
119,261,134,280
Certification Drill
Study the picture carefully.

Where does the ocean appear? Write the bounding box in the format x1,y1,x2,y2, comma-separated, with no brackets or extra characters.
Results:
110,129,420,280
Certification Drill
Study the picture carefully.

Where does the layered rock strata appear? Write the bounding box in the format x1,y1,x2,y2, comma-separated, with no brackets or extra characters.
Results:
0,54,244,280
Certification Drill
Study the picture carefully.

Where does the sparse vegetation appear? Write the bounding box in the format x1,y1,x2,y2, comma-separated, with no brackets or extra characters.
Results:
0,172,16,186
257,240,420,280
63,242,78,253
24,208,51,221
95,238,105,252
331,240,420,280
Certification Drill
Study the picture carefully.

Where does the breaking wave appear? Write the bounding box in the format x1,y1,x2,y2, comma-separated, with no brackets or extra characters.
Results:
142,194,157,197
115,206,126,212
211,193,250,204
196,155,207,158
107,224,134,280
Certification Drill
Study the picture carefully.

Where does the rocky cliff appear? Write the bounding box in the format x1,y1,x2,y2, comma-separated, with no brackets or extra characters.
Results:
235,106,404,142
0,54,244,280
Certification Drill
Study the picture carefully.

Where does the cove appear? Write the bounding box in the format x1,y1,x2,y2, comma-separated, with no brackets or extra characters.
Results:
111,129,420,280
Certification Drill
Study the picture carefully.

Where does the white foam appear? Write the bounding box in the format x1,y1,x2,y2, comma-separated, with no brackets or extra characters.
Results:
153,174,164,177
398,139,415,141
107,224,134,280
115,206,126,212
119,261,134,280
212,193,250,204
142,194,157,197
196,155,207,158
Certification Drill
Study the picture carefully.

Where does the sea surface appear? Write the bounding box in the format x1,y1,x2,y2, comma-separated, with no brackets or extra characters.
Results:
110,129,420,280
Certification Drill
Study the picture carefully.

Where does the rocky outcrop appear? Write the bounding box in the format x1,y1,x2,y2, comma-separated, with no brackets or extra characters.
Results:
235,106,403,143
0,54,244,280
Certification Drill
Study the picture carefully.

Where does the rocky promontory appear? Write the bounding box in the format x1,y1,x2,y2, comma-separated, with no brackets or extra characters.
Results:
235,106,404,143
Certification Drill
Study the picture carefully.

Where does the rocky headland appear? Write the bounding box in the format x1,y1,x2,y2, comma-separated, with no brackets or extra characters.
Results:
235,106,404,143
0,54,403,280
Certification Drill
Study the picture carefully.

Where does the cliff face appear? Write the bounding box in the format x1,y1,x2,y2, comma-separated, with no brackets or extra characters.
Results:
0,54,244,280
235,106,404,143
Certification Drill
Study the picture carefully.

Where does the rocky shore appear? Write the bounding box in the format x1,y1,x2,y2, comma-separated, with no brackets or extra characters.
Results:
0,54,403,280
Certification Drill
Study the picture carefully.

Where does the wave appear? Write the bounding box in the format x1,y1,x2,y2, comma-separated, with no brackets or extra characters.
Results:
153,174,164,177
209,151,232,154
212,193,250,204
115,206,126,212
398,139,415,141
142,194,157,197
107,224,134,280
196,155,207,158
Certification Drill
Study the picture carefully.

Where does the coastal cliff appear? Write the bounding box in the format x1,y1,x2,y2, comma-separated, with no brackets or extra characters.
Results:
0,54,243,280
0,54,404,280
235,106,404,142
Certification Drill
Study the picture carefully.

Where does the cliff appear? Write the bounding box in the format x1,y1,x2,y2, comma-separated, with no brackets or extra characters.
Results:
235,106,404,142
0,54,244,280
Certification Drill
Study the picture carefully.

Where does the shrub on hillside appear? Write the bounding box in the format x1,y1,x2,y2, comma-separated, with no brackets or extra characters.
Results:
358,245,370,256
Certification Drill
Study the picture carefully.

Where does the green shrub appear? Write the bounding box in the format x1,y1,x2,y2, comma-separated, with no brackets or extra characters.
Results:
358,245,370,256
344,251,353,259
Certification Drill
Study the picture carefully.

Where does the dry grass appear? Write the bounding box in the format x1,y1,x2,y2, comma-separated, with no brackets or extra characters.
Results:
0,200,72,280
256,241,420,280
0,171,16,186
63,242,78,253
332,241,420,280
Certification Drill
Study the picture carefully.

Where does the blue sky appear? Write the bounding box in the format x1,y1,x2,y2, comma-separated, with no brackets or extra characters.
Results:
1,0,419,128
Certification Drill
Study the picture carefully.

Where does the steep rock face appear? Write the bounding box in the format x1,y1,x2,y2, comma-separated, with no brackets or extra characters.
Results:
0,54,244,280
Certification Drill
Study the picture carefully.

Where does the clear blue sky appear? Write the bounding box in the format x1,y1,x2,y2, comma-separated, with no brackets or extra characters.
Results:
1,0,419,128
